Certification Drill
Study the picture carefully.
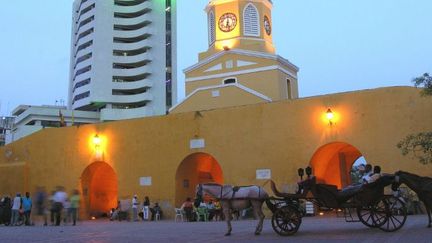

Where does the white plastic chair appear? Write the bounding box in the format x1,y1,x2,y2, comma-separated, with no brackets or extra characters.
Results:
175,208,184,222
155,212,161,221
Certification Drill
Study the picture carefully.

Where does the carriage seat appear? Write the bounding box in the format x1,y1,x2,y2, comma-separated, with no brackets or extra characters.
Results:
315,183,364,206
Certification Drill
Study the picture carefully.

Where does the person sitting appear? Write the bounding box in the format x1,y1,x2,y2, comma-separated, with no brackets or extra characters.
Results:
361,164,373,184
110,201,120,221
365,166,381,184
150,203,163,220
199,201,207,208
180,198,194,222
341,164,374,194
206,200,216,221
213,200,222,221
110,208,118,221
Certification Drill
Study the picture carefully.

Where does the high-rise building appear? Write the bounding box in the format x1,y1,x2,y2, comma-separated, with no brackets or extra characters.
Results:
69,0,176,121
0,116,14,146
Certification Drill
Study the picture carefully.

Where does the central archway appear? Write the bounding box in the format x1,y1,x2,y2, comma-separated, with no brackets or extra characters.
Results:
175,153,223,207
81,162,118,218
310,142,365,189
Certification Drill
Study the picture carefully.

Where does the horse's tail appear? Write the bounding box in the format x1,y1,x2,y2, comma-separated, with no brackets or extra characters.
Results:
265,198,276,213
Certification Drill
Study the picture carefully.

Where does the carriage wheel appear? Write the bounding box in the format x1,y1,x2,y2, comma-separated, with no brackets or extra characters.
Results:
271,205,302,236
357,200,387,228
357,206,377,228
378,196,407,232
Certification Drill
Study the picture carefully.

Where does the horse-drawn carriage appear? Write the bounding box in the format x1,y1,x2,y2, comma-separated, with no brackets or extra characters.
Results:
196,170,431,236
267,173,407,236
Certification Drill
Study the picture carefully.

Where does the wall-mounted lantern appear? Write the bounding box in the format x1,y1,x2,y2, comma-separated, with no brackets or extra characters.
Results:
92,134,103,161
326,108,334,125
93,134,101,146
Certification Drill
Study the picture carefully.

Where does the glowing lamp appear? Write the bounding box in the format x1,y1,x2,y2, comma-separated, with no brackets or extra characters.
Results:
93,134,101,146
319,212,324,216
326,108,334,125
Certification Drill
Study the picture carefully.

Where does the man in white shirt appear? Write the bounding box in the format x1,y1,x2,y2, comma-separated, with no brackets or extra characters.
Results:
366,166,381,184
361,164,373,184
131,195,139,221
10,193,21,226
53,187,68,226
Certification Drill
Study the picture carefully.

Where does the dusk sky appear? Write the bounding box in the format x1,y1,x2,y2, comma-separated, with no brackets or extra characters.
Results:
1,0,431,116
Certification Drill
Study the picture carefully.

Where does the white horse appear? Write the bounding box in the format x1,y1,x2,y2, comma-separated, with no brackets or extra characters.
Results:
196,183,270,236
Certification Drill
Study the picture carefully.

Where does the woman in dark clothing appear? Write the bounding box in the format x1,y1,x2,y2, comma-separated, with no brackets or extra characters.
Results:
142,196,150,221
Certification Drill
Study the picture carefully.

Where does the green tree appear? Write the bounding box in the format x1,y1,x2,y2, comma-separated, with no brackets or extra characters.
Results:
397,73,432,164
413,73,432,96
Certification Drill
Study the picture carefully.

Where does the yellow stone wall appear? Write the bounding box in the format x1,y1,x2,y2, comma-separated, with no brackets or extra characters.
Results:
171,85,269,114
1,87,431,218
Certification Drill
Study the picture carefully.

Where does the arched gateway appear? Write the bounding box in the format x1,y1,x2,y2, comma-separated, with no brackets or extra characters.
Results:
310,142,366,189
81,162,118,218
175,153,223,207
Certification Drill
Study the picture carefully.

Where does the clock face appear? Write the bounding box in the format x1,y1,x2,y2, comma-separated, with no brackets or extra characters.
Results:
218,13,237,32
264,16,272,36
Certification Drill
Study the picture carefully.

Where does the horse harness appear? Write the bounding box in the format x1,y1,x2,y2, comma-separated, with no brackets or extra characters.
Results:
218,185,262,201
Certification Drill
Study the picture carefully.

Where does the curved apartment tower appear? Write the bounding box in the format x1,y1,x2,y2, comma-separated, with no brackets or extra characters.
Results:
69,0,176,121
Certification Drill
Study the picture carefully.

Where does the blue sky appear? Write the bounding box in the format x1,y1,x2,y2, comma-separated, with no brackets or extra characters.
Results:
1,0,431,116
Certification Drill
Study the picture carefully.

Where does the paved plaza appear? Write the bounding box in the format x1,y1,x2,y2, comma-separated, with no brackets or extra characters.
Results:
0,215,431,243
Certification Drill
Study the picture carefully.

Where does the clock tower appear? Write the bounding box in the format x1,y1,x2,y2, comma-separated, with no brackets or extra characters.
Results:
202,0,275,60
170,0,299,114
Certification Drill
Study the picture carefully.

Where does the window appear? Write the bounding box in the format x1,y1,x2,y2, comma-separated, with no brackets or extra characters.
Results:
208,11,215,45
243,4,260,37
223,78,237,84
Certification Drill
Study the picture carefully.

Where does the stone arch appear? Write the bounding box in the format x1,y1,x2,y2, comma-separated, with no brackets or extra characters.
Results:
175,152,223,207
80,161,118,218
309,142,365,189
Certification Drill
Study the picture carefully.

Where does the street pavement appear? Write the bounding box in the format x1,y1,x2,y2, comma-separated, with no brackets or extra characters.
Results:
0,214,430,243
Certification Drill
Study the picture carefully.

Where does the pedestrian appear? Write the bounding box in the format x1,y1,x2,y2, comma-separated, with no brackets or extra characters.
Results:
132,195,139,221
52,186,67,226
48,191,56,226
34,187,48,226
22,192,33,226
10,193,21,226
69,190,80,226
63,199,71,224
142,196,150,221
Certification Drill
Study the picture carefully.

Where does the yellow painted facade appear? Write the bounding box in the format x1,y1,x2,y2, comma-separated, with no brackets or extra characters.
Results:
173,0,298,114
1,87,431,218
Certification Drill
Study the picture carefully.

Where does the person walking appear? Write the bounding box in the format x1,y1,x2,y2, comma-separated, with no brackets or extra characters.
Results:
10,193,22,226
52,187,67,226
69,190,80,226
34,187,48,226
22,192,33,226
